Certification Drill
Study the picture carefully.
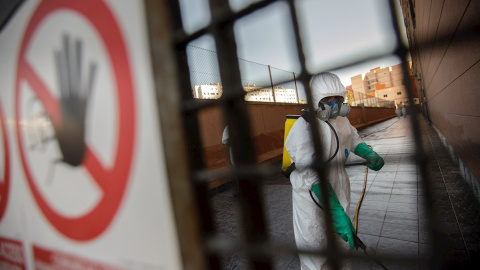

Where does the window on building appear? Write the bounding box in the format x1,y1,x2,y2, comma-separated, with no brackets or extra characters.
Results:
383,94,388,98
397,92,402,95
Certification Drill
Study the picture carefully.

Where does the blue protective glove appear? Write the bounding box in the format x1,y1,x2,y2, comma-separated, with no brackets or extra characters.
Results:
354,143,384,171
311,182,356,249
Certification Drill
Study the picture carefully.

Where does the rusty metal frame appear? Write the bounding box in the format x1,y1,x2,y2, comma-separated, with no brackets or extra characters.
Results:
144,0,436,269
144,1,209,269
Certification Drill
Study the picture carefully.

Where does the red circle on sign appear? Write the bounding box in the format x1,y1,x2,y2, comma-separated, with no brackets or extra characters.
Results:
15,0,136,240
0,103,10,221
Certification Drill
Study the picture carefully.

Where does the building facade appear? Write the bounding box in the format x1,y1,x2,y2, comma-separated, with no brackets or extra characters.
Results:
192,83,298,103
349,63,417,107
192,83,222,99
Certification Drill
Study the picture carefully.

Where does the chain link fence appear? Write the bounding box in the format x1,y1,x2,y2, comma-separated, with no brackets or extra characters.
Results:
350,95,396,108
187,44,405,107
187,45,300,103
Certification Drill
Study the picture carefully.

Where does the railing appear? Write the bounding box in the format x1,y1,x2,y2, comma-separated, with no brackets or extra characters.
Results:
187,45,301,103
187,44,403,108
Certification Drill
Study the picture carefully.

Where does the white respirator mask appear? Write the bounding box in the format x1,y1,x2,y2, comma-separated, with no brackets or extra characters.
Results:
315,99,351,121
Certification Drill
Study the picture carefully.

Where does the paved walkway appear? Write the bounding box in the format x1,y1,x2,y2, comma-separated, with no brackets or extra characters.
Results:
210,115,480,269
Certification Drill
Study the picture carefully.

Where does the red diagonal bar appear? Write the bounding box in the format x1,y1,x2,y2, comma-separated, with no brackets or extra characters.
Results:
0,102,10,221
21,59,61,128
83,146,108,191
22,58,108,191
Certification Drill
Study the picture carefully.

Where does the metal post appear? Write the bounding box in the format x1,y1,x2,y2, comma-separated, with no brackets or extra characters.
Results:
268,65,276,103
143,1,210,269
293,72,299,104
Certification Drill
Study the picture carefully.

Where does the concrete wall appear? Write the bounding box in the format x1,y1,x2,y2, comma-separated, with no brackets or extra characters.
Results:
401,0,480,186
198,103,395,188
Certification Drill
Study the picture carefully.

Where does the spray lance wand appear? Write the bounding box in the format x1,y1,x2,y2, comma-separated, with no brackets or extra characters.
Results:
308,180,388,270
307,137,389,269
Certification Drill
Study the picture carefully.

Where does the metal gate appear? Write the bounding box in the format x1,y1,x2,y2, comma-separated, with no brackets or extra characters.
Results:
144,0,442,269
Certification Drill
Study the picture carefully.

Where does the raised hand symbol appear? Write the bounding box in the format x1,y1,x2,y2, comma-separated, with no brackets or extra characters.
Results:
53,34,96,166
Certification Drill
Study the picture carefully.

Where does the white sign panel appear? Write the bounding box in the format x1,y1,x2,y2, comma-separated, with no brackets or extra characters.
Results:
0,0,182,269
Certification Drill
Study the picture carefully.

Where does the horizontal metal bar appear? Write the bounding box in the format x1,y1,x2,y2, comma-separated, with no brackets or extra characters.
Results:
182,89,246,112
205,234,427,266
171,0,278,46
344,162,367,167
193,163,280,184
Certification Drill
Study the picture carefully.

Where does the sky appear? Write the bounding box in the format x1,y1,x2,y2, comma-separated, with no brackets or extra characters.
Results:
179,0,409,99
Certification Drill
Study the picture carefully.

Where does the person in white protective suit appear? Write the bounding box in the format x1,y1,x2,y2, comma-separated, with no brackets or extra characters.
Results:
222,125,240,196
285,72,384,270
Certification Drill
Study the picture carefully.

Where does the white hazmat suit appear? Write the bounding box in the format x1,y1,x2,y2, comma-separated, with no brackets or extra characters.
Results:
285,73,363,270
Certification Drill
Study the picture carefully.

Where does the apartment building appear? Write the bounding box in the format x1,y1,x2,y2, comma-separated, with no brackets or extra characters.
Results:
350,63,417,107
192,83,222,99
192,83,298,103
350,74,367,103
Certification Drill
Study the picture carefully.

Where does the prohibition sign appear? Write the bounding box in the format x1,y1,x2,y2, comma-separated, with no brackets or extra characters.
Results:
15,0,136,240
0,102,10,221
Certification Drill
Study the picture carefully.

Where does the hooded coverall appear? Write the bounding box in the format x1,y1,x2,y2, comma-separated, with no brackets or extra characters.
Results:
285,73,363,270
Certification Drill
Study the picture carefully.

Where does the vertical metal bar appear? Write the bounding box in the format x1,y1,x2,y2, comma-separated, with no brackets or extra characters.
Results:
153,0,222,269
207,0,273,269
268,65,276,103
177,40,222,270
418,76,430,123
285,0,341,269
388,0,437,268
143,1,210,269
293,72,299,103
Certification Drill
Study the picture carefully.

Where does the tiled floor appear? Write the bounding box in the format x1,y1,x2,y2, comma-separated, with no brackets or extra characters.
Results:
210,115,480,269
346,117,425,270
